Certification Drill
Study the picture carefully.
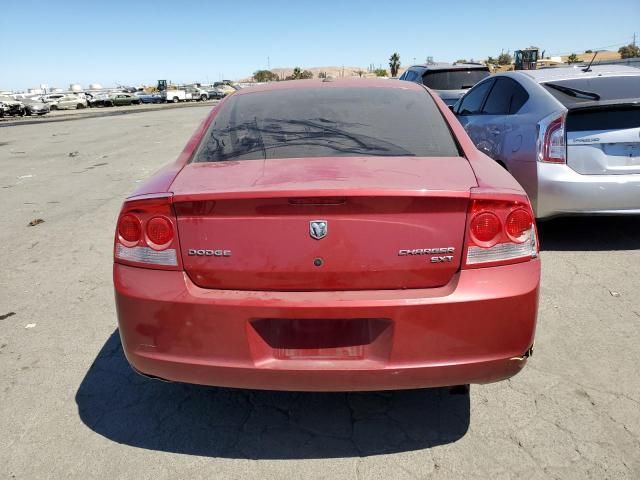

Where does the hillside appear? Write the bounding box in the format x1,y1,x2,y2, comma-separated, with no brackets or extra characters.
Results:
239,65,407,82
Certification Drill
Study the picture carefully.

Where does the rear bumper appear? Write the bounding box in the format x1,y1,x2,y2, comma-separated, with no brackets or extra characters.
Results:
536,162,640,218
114,260,540,391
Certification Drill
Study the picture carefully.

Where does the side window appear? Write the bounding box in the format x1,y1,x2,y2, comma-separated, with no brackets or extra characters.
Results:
404,70,418,82
509,81,529,113
457,79,494,115
483,78,529,115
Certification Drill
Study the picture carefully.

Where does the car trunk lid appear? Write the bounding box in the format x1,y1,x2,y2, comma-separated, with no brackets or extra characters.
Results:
566,103,640,175
170,156,477,291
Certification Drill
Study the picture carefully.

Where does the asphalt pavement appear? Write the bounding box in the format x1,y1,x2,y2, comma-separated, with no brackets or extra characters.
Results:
1,105,639,479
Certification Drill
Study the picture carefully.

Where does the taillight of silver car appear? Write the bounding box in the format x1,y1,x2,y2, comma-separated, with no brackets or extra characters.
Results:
537,111,566,164
114,194,182,270
463,195,538,268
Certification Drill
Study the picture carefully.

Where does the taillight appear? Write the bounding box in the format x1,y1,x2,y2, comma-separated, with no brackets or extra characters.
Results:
464,196,538,268
469,212,501,247
537,112,566,164
146,216,174,248
114,194,181,269
117,214,141,244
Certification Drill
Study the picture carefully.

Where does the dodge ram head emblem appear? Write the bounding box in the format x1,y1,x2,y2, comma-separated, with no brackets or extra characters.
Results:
309,220,328,240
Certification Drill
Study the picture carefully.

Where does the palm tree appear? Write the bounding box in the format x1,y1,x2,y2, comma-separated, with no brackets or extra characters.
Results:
389,53,401,77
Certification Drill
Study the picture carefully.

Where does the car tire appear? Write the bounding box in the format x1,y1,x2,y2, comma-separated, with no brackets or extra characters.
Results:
172,97,179,103
77,103,85,109
200,94,208,101
25,109,32,116
50,105,57,111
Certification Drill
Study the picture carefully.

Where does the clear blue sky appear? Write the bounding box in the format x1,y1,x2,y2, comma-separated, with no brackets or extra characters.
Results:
2,0,638,90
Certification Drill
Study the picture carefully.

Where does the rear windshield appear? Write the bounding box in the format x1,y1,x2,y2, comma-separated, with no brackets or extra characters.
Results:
422,69,490,90
543,75,640,106
192,86,459,162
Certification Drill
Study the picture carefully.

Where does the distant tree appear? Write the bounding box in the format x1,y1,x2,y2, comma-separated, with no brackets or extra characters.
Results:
253,70,279,82
355,69,366,77
619,44,640,59
585,49,593,54
318,71,328,79
497,52,513,65
567,53,579,64
285,67,313,80
373,68,388,77
285,67,302,80
485,56,497,65
389,52,401,77
455,59,468,64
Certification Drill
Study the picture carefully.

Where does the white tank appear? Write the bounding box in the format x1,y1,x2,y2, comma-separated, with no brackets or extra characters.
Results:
69,83,83,92
88,83,103,90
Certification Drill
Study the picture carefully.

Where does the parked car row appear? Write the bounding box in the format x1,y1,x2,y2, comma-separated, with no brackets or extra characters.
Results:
0,95,51,117
87,92,140,107
1,86,229,119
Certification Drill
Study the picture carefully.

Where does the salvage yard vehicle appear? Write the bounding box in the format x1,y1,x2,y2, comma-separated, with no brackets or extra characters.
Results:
207,87,226,99
87,92,112,107
134,91,163,104
161,88,193,103
454,65,640,219
185,85,209,101
43,93,87,110
104,92,141,107
114,79,540,392
0,95,26,117
21,97,50,116
400,62,491,106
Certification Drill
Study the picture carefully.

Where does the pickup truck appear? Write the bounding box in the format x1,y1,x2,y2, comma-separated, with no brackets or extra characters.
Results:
162,86,209,103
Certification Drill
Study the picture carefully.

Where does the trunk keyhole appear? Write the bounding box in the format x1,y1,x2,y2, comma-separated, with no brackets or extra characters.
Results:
313,258,324,267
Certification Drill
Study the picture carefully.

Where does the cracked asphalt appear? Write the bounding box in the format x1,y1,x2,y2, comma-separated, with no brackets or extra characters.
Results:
1,106,639,479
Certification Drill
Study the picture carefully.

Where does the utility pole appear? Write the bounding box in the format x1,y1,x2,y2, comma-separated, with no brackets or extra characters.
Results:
633,32,637,48
267,56,270,70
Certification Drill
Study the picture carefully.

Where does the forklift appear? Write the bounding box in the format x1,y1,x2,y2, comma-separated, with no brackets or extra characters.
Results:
514,48,539,70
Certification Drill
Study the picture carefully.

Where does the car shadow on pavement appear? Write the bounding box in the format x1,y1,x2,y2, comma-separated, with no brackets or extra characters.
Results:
75,331,470,459
538,216,640,251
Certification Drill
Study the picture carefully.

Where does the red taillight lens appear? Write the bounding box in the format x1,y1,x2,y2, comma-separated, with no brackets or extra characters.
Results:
470,212,501,246
464,196,538,268
506,209,533,243
146,216,174,247
118,214,141,243
114,194,181,269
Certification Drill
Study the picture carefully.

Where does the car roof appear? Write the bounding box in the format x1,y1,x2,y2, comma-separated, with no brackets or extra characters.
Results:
233,78,426,96
510,65,640,83
408,63,489,71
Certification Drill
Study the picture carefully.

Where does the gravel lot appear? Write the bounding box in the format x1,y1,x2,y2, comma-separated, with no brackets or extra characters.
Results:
1,106,639,479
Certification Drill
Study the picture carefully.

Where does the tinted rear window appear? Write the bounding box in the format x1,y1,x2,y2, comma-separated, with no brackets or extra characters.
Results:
543,75,640,106
193,86,459,162
567,107,640,131
422,69,490,90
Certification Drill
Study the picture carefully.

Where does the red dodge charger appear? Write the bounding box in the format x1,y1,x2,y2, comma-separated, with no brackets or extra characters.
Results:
114,79,540,391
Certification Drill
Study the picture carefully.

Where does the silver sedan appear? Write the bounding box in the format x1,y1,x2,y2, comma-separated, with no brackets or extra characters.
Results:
454,65,640,219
